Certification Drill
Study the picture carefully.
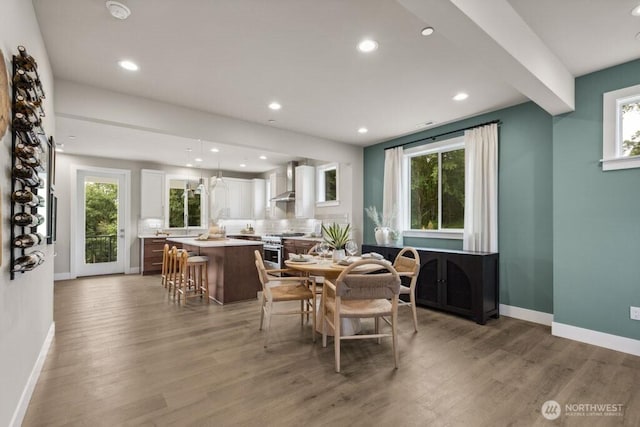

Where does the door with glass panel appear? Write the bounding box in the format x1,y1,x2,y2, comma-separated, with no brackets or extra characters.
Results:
76,170,126,276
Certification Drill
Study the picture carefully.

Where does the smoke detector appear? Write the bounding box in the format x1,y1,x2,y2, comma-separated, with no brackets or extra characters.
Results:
106,1,131,20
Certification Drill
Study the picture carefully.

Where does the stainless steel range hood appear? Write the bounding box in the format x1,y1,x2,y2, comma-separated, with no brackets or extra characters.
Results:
271,161,298,202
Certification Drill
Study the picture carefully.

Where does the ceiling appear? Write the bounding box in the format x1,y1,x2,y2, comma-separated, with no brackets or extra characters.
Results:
33,0,640,169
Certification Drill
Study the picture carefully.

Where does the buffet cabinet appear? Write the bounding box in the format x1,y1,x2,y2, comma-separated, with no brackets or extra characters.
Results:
362,244,499,324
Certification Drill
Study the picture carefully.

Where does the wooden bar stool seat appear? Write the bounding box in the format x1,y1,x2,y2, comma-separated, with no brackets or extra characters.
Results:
176,255,209,306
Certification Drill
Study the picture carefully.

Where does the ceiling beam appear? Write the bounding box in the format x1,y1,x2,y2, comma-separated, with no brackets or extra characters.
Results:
398,0,574,115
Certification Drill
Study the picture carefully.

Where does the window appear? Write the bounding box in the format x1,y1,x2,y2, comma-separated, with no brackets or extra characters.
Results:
316,163,339,206
404,137,464,237
602,83,640,171
167,178,203,228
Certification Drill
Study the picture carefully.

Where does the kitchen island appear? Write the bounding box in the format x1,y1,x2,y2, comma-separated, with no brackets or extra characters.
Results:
167,237,263,304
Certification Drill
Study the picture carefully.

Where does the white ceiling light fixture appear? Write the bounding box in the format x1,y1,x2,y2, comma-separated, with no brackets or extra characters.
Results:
268,102,282,110
453,92,469,101
210,147,219,153
631,4,640,16
240,163,247,168
358,127,368,134
421,27,434,36
357,39,379,53
105,1,131,20
259,155,267,160
195,157,202,162
118,60,138,71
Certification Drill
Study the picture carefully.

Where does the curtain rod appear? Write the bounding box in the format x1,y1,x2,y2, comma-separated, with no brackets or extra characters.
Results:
384,119,501,151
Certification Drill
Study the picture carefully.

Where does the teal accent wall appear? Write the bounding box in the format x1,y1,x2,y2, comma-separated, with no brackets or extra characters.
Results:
364,102,554,313
553,59,640,340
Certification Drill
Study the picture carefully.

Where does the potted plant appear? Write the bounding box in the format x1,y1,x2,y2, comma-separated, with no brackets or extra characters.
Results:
321,222,351,261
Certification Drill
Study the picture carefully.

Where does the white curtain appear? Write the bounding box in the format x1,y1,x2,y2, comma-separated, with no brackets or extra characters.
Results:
383,146,403,233
463,123,498,252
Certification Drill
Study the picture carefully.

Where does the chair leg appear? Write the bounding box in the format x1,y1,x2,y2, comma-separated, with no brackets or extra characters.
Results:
392,310,399,369
311,293,316,343
334,308,341,373
375,317,380,344
259,295,266,331
264,300,273,348
203,264,210,304
410,293,418,332
300,300,304,326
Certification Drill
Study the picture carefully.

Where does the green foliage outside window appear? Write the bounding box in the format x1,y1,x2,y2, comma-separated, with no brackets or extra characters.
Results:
168,184,202,228
622,102,640,157
410,148,464,230
324,168,337,201
84,182,118,263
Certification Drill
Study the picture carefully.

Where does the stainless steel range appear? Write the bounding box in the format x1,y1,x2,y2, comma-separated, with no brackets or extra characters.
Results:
261,233,305,269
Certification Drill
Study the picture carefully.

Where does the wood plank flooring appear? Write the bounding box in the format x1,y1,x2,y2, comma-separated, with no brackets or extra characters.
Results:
23,274,640,426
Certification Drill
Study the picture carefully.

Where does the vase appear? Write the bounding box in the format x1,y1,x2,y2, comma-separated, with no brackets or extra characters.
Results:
375,227,391,245
332,249,346,262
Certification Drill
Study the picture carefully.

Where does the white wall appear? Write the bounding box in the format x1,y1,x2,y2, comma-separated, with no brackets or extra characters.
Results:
0,1,55,425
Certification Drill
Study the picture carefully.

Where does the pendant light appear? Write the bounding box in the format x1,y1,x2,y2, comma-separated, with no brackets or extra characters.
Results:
195,139,208,195
209,153,229,219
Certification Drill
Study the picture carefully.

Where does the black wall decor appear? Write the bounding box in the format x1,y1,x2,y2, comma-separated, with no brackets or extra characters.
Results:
10,45,52,278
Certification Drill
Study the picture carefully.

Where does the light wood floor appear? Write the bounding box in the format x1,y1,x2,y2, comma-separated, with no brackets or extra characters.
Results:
23,274,640,426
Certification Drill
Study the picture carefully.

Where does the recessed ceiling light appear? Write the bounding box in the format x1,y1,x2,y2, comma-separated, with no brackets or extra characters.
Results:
268,119,276,124
268,102,282,110
186,163,193,167
195,158,202,162
452,92,469,101
118,60,138,71
55,147,64,153
631,5,640,16
210,148,219,153
259,155,267,160
106,1,131,20
358,127,368,134
421,27,434,36
240,163,247,168
68,135,76,140
357,39,379,53
416,121,435,129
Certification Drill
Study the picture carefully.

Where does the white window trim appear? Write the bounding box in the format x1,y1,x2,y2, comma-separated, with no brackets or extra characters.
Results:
403,136,465,239
316,162,340,206
602,83,640,171
165,174,207,228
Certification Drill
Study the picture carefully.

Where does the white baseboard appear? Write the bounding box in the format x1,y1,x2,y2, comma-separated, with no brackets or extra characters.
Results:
127,267,140,275
552,322,640,357
53,272,72,281
10,322,55,427
499,304,553,326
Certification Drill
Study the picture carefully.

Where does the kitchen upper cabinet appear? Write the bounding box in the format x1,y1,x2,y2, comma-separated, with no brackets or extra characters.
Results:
268,172,286,219
295,165,315,218
252,178,266,219
140,169,165,219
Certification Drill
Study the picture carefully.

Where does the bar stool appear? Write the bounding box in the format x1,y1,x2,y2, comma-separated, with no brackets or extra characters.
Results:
161,244,170,287
176,255,210,306
165,246,183,294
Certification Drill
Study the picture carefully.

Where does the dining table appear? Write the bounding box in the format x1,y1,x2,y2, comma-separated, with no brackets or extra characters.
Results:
284,255,390,336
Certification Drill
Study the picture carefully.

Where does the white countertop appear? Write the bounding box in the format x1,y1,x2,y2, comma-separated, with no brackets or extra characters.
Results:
138,234,193,239
167,237,263,247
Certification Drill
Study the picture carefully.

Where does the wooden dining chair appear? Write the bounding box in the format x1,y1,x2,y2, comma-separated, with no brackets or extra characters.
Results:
322,259,401,373
393,247,421,332
254,250,316,348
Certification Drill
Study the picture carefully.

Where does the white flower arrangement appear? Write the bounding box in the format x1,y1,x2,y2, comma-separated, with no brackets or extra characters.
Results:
365,206,395,229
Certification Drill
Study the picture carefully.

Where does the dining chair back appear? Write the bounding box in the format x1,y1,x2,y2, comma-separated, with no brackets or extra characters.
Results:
254,250,316,347
322,259,401,372
393,247,421,332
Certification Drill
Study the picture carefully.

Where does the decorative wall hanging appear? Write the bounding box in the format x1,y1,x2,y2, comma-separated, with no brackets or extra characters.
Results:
0,49,10,140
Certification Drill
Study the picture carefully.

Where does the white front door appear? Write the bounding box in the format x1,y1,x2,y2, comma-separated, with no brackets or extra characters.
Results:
76,169,127,276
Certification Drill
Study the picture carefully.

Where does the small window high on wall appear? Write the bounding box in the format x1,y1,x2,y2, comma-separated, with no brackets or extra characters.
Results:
603,83,640,171
403,136,464,238
316,163,339,206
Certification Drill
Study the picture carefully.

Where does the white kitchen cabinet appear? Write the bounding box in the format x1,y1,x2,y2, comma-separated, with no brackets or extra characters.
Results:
211,177,254,219
140,169,165,219
295,165,315,218
268,172,286,219
252,178,266,219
